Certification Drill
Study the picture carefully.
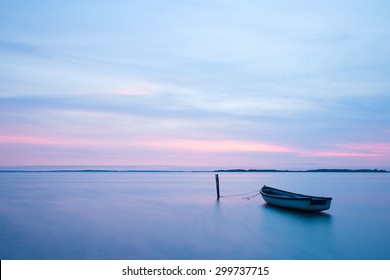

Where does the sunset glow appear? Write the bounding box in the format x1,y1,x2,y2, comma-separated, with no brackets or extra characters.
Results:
1,1,390,170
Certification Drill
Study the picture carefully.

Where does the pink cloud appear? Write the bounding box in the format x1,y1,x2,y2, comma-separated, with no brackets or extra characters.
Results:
0,134,101,147
308,151,376,157
302,142,390,158
1,131,389,168
137,139,297,153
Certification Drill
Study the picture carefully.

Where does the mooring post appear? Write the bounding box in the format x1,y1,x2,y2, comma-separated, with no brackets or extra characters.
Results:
215,174,220,199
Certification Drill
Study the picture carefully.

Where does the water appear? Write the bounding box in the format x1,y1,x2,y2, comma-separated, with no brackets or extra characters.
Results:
0,171,389,260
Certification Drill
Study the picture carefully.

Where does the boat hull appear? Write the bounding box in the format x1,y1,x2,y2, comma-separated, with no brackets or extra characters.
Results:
260,186,332,212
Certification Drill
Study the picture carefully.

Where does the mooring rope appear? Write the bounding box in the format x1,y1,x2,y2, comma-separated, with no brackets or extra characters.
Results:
242,192,262,200
220,189,261,198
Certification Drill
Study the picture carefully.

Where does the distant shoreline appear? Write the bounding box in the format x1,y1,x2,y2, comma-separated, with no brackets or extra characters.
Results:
214,168,389,173
0,168,388,173
0,169,190,173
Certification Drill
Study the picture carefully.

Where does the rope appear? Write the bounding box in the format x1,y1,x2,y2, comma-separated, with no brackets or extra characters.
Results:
220,189,261,198
242,192,261,200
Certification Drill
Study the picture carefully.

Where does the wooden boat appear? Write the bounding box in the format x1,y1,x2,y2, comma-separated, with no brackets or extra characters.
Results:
260,185,332,212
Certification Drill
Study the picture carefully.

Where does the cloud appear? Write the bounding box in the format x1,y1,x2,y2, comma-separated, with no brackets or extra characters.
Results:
136,138,297,154
1,0,390,169
107,81,193,98
307,151,375,158
0,133,102,148
0,40,47,57
190,95,319,117
301,142,390,158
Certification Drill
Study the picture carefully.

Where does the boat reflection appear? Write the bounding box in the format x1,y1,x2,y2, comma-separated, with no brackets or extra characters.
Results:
262,203,332,220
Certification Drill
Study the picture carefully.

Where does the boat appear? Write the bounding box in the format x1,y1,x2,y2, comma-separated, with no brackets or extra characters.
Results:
260,185,332,212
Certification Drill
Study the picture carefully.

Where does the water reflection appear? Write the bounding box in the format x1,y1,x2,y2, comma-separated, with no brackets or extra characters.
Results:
260,203,334,259
1,172,389,259
263,204,333,221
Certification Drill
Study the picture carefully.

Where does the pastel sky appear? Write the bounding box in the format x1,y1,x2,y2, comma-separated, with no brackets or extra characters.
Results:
1,0,390,169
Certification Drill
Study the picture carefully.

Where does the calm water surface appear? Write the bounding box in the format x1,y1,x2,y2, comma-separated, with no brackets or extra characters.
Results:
0,172,389,259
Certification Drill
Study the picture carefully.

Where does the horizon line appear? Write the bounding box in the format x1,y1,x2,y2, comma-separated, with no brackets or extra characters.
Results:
0,168,388,173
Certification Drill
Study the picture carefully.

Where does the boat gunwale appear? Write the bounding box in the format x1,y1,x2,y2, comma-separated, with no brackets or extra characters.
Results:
260,185,332,201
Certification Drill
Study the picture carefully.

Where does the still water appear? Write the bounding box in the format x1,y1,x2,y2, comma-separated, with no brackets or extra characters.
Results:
0,172,389,259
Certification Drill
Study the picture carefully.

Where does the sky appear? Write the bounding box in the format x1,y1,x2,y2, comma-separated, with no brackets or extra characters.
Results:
1,0,390,170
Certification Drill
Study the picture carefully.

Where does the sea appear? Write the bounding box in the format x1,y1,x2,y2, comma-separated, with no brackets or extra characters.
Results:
0,171,389,260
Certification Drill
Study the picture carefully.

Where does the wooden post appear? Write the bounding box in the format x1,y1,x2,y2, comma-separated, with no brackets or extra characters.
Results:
215,174,220,199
